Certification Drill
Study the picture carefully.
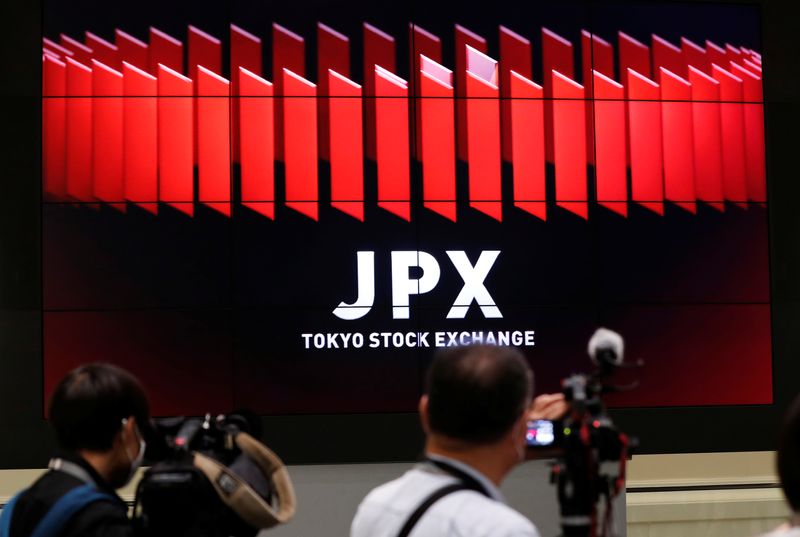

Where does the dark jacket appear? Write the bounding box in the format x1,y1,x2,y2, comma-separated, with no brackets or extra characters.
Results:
9,453,132,537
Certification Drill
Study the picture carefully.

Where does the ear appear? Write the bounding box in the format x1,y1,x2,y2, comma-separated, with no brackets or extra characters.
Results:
418,395,430,434
510,412,528,443
121,416,137,439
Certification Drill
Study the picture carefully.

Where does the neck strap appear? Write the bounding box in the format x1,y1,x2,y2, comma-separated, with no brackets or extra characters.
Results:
422,457,491,497
48,458,96,487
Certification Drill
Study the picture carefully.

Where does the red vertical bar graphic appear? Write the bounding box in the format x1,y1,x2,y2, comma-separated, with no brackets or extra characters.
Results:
705,40,727,69
466,46,502,221
363,23,396,161
410,25,442,160
542,28,574,165
239,67,274,219
230,25,262,164
283,69,318,220
116,30,149,72
420,56,456,221
725,44,742,65
618,32,650,167
65,58,93,202
688,66,723,210
374,66,410,220
86,32,119,70
660,67,695,213
158,64,194,216
318,23,350,162
552,70,587,218
123,62,157,214
197,66,231,216
43,55,66,198
712,64,747,206
585,32,614,77
652,34,684,78
149,28,183,74
499,26,532,163
592,70,627,217
188,26,222,80
627,69,663,215
189,26,222,167
60,34,93,65
739,59,762,77
681,37,708,74
91,60,124,210
455,25,487,162
44,38,74,59
618,32,650,78
743,59,762,77
581,31,613,166
273,24,305,161
329,70,364,221
510,71,545,220
730,62,766,202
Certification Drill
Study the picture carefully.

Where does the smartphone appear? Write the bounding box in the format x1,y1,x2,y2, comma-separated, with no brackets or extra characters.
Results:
526,419,557,447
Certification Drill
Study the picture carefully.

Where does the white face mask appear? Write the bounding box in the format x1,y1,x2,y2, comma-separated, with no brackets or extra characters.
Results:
122,418,146,486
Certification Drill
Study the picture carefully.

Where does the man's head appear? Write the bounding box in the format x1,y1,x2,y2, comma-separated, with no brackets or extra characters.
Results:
419,345,533,472
49,363,150,489
778,393,800,513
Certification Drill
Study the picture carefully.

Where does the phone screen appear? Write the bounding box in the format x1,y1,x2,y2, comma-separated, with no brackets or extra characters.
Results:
526,419,556,447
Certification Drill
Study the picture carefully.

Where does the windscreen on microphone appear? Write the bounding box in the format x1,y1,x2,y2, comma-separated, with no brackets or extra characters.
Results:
587,328,624,367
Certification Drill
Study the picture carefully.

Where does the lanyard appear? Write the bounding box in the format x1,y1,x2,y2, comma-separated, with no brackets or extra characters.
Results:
395,458,491,537
422,457,492,498
48,458,96,487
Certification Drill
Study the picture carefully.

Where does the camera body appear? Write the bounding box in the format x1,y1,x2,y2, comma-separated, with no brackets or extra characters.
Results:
541,329,639,537
134,414,273,537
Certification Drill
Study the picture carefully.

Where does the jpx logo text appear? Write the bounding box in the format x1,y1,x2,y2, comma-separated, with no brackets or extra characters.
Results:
332,251,502,320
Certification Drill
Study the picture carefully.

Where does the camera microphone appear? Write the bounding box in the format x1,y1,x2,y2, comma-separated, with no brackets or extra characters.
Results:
587,328,624,368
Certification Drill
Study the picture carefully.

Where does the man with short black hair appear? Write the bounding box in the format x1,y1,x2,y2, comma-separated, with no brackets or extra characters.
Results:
351,345,566,537
1,363,150,537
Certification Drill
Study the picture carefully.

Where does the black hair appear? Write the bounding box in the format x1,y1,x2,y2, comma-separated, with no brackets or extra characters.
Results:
425,345,533,444
48,363,150,451
778,394,800,512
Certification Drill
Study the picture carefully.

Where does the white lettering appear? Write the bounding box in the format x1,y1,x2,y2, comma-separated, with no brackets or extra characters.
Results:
369,332,380,348
326,333,340,349
445,251,503,319
511,331,523,346
301,333,312,349
333,251,375,320
352,333,364,348
391,251,441,319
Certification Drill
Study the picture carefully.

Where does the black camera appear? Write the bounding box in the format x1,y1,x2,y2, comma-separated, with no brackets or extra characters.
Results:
134,413,295,537
544,329,641,537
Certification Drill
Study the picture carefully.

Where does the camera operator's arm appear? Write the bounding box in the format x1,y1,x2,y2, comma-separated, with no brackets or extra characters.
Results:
529,393,568,421
525,393,568,460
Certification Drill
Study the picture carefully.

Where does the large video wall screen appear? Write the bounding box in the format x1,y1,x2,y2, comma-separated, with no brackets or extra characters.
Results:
41,0,770,416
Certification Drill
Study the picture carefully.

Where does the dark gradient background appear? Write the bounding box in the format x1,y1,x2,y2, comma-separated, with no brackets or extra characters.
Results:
40,0,771,417
3,0,793,466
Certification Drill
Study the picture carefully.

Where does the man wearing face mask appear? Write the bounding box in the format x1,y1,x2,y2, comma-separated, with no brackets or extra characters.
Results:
2,363,150,537
351,344,566,537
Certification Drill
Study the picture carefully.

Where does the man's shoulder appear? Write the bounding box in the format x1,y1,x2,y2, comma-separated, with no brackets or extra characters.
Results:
12,471,131,537
435,490,539,536
353,469,540,537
